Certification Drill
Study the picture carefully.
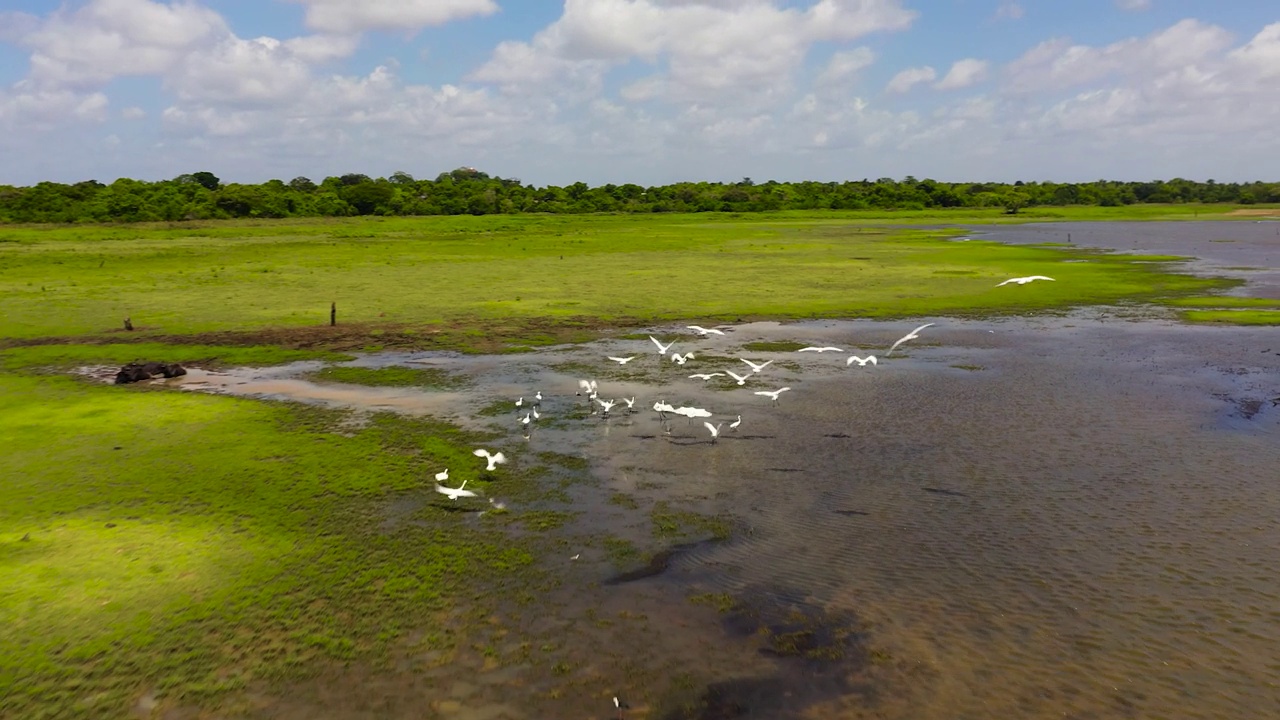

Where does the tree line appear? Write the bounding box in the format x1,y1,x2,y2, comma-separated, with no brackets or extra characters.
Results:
2,167,1278,223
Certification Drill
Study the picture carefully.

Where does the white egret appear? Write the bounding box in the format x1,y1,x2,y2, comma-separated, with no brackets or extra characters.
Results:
577,379,598,394
514,396,523,411
729,415,742,431
798,346,843,353
703,421,724,443
521,412,531,426
887,323,935,356
608,356,637,365
534,391,543,405
649,336,674,355
473,448,508,471
653,400,674,419
670,352,695,365
725,370,751,385
435,479,478,501
434,468,449,482
996,275,1055,287
622,397,636,411
570,553,581,561
741,359,773,373
596,398,617,415
847,355,877,366
689,372,724,381
687,325,725,336
754,387,791,404
672,406,712,424
532,408,541,420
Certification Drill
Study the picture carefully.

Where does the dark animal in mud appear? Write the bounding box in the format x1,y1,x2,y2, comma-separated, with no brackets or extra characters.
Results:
114,362,187,384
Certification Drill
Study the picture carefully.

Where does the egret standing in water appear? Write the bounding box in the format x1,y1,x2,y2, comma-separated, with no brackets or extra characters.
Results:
729,415,742,432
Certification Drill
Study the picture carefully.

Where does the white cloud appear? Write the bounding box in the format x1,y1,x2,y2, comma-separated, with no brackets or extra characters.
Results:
1116,0,1151,11
886,65,935,93
286,0,499,35
0,83,109,125
21,0,228,87
121,106,146,119
283,34,361,63
935,58,989,90
470,0,915,109
1003,19,1233,94
818,48,876,85
167,36,314,107
995,1,1024,20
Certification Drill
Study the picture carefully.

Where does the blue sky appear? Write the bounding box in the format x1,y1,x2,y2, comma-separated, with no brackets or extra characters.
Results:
1,0,1278,186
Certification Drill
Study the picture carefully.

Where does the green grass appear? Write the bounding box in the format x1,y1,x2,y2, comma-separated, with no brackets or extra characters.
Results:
0,370,540,718
0,343,349,373
1163,296,1280,309
1179,309,1280,325
304,365,471,389
0,212,1239,343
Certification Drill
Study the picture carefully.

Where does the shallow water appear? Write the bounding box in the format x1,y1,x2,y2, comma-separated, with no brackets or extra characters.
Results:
966,220,1280,297
104,308,1280,719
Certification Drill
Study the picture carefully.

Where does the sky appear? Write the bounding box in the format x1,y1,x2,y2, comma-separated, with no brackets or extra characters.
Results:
1,0,1278,187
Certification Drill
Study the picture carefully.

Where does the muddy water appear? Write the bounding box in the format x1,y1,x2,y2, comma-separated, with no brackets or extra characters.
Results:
109,310,1280,719
966,220,1280,296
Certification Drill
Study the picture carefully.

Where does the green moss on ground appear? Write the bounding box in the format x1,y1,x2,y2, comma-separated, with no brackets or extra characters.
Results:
305,365,471,389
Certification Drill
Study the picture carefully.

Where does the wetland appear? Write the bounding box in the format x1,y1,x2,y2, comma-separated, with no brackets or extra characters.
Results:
2,212,1278,719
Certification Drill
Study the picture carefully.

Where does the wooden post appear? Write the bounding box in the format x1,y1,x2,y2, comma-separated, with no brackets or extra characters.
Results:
330,302,336,327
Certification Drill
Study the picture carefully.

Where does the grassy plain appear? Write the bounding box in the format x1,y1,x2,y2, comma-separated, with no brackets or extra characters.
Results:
0,209,1269,717
0,209,1245,344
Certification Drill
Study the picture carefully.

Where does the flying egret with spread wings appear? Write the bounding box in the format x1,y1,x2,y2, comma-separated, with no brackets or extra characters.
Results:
473,449,507,471
650,336,675,355
887,323,935,356
996,275,1055,287
754,387,791,404
435,479,478,501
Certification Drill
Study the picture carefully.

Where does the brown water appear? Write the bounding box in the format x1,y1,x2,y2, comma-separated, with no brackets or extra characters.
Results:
100,308,1280,719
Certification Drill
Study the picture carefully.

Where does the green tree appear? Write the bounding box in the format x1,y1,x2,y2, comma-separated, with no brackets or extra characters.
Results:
191,171,221,191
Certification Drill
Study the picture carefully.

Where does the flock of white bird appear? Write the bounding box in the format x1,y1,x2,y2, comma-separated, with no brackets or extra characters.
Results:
432,274,1055,503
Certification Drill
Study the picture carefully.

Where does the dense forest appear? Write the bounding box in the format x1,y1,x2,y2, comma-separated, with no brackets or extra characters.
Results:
2,168,1278,223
